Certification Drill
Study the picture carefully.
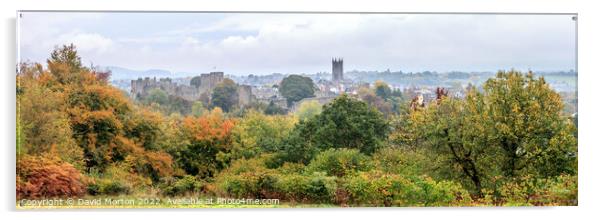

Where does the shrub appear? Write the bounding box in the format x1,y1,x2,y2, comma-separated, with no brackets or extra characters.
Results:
275,172,337,203
215,155,337,203
342,171,471,207
86,163,151,195
306,149,372,177
99,181,130,195
214,155,279,198
17,155,86,199
372,147,432,176
492,174,577,206
161,175,205,196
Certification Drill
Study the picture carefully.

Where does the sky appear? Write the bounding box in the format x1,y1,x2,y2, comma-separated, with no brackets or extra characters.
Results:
17,12,577,75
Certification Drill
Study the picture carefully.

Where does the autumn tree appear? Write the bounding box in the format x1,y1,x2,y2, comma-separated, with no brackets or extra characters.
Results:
174,108,236,178
481,71,577,178
229,111,296,160
358,87,393,117
44,45,174,181
17,63,83,167
415,92,492,195
294,100,322,121
408,70,577,195
17,155,86,199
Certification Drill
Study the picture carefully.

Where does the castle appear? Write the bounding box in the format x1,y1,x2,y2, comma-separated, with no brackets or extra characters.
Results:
332,58,344,83
130,71,254,107
191,72,225,94
131,77,202,101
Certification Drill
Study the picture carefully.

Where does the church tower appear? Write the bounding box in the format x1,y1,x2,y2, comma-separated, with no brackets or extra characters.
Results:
332,58,343,83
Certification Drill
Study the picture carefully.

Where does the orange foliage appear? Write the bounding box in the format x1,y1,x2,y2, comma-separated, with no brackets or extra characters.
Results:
145,151,175,178
17,155,86,199
182,109,236,142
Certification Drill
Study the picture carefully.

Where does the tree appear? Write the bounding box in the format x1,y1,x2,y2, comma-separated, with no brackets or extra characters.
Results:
49,44,83,72
191,101,205,117
481,71,577,178
416,93,492,195
47,44,91,85
17,64,83,167
211,78,239,112
374,80,392,100
17,155,86,199
175,108,236,178
358,87,393,117
409,70,577,196
190,76,202,88
264,100,287,115
144,88,168,105
279,75,315,107
229,111,296,160
281,95,389,163
294,100,322,121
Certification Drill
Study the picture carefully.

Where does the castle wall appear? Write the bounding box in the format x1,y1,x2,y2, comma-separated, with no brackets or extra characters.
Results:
131,72,241,105
237,85,255,107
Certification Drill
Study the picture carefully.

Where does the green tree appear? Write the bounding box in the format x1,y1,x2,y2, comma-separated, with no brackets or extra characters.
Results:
374,80,392,100
410,70,577,195
229,111,296,160
211,78,239,112
415,93,492,195
144,88,168,105
264,100,287,115
190,76,202,88
281,95,389,163
191,101,205,117
279,75,315,107
481,71,577,178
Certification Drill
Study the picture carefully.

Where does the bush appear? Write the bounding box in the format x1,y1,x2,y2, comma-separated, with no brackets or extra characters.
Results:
86,163,151,195
372,147,432,176
342,171,471,207
491,174,577,206
99,181,130,195
214,155,279,198
306,149,372,177
161,175,205,196
17,155,86,199
217,170,278,198
275,172,337,203
215,155,337,203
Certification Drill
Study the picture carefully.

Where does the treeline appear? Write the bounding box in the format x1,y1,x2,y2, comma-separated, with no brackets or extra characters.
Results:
16,45,577,206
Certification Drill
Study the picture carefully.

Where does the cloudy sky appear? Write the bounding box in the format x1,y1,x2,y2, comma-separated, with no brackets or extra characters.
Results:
18,12,576,75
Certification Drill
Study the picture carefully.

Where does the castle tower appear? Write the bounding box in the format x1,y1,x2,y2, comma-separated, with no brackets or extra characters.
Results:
332,58,343,83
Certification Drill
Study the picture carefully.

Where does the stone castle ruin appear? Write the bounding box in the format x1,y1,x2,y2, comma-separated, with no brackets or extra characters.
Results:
131,71,254,107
